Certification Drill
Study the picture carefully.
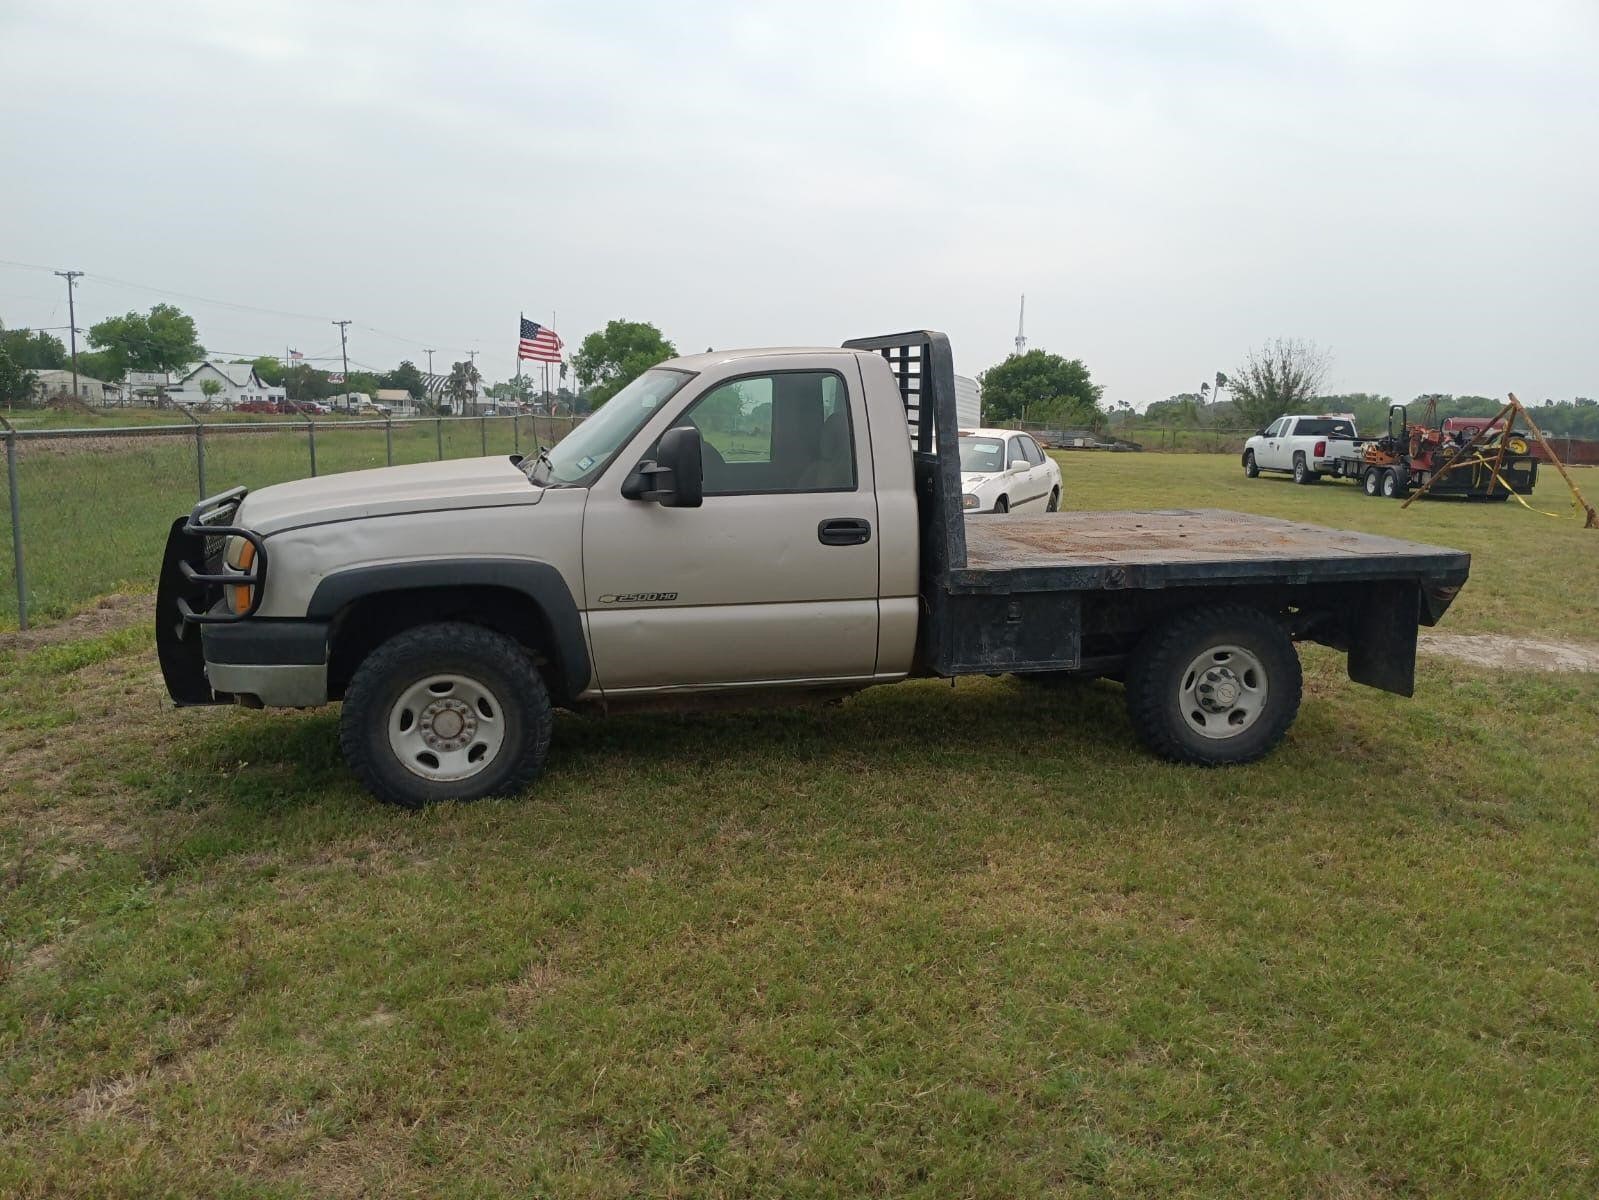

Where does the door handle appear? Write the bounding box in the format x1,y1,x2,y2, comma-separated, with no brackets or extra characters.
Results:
817,517,872,546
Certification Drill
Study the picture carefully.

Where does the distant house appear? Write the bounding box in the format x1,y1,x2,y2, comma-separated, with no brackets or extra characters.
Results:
31,370,121,406
163,361,286,410
374,388,419,416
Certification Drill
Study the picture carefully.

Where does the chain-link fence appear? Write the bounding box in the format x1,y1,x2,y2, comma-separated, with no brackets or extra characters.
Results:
0,413,577,630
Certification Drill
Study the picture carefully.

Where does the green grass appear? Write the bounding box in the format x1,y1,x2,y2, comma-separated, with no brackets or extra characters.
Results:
2,454,1597,1195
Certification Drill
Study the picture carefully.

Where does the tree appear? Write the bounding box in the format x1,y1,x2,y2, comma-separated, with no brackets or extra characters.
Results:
197,378,224,409
573,319,676,407
87,303,203,378
486,375,535,404
0,324,68,370
977,349,1104,428
1228,338,1330,429
282,364,331,403
251,356,287,387
445,360,481,414
383,360,427,400
0,347,39,411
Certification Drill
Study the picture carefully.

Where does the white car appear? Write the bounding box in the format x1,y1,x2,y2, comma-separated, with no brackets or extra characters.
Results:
959,428,1062,514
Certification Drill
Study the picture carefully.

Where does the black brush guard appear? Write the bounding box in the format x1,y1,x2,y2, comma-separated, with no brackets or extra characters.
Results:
154,487,267,705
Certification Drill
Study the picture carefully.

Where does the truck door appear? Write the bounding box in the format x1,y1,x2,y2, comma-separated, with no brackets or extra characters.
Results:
1261,418,1288,469
581,363,880,692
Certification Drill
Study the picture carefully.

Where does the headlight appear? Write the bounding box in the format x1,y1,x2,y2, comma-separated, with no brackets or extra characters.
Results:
962,494,979,510
224,536,257,614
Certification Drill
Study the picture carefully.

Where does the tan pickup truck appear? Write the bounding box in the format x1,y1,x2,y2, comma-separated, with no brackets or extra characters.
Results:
158,331,1471,807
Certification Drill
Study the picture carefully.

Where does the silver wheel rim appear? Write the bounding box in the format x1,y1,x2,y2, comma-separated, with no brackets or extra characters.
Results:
387,673,506,782
1179,644,1268,740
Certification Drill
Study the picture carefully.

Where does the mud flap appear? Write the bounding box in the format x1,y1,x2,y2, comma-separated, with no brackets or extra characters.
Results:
1346,580,1418,697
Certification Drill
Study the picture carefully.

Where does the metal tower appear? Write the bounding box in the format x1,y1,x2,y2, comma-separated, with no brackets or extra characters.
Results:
1014,293,1027,356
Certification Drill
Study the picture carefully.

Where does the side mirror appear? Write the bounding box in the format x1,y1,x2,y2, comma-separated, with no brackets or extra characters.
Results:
621,425,703,508
1009,457,1029,470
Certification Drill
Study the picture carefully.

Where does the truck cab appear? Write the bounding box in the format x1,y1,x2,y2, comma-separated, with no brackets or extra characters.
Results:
159,332,1470,808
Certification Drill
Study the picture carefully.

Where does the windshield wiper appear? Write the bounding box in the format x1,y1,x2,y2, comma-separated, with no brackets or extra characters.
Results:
527,445,558,487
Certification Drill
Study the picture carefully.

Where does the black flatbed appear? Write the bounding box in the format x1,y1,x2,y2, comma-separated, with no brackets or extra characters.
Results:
844,330,1471,696
955,508,1471,593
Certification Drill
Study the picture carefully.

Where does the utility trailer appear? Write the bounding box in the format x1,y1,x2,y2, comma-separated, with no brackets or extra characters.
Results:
1328,404,1539,500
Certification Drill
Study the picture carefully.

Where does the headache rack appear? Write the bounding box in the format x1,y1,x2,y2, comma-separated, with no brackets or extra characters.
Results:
842,331,968,585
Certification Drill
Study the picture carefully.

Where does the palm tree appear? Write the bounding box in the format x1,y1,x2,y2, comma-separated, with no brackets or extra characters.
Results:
445,360,482,415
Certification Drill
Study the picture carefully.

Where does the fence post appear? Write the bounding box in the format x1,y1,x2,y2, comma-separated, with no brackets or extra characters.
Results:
299,409,318,477
179,406,207,500
436,417,444,460
385,415,394,466
513,415,520,454
480,415,488,456
1,415,26,630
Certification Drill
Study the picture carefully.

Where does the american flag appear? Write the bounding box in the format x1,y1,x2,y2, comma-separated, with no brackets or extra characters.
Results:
518,317,563,364
288,349,304,363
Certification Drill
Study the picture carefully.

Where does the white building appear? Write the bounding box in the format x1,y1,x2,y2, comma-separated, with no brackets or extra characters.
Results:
164,361,286,409
31,369,120,406
374,388,420,416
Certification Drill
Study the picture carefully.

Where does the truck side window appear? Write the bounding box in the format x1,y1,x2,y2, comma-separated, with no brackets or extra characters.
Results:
678,371,856,495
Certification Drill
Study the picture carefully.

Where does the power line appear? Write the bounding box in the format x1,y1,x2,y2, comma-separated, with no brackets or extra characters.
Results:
1,257,472,355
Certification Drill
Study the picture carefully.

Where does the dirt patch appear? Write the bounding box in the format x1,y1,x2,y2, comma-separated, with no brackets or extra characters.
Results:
0,593,148,653
1419,632,1599,673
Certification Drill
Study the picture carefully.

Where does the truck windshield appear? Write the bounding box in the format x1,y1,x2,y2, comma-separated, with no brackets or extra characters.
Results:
959,436,1005,473
526,368,693,487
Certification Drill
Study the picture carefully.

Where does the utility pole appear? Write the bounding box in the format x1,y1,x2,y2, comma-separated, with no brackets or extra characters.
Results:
425,348,435,376
54,270,84,398
467,349,479,415
332,319,352,410
1014,293,1027,358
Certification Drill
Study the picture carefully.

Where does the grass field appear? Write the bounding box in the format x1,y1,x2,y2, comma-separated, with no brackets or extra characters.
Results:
3,453,1598,1196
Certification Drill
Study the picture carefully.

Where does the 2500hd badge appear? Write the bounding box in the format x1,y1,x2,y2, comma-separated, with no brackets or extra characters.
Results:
598,592,679,603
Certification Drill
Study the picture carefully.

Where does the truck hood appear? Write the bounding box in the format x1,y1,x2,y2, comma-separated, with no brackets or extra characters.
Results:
238,456,543,535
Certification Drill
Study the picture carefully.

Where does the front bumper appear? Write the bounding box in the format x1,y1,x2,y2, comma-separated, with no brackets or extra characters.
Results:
155,489,330,708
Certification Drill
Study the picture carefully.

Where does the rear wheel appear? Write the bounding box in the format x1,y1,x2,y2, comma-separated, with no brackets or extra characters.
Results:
1243,451,1260,478
1124,606,1302,765
1292,453,1319,485
340,622,553,808
1381,468,1407,499
1363,468,1382,497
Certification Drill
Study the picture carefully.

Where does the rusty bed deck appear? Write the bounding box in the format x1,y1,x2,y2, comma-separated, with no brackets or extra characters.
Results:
953,509,1470,592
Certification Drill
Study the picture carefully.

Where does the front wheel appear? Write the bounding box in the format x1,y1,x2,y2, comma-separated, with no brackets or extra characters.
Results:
1363,468,1382,497
340,621,553,808
1124,605,1302,765
1243,451,1260,478
994,496,1009,514
1046,487,1060,512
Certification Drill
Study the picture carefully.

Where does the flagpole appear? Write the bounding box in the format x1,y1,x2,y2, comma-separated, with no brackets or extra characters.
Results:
516,313,522,381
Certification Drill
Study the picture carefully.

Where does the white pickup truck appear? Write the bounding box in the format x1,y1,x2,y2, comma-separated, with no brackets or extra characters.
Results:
158,332,1470,808
1242,415,1362,484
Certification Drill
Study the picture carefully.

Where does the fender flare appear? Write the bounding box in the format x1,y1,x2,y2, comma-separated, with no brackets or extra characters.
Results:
306,559,590,698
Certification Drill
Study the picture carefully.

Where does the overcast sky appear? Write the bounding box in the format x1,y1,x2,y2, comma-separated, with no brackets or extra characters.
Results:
3,0,1595,407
